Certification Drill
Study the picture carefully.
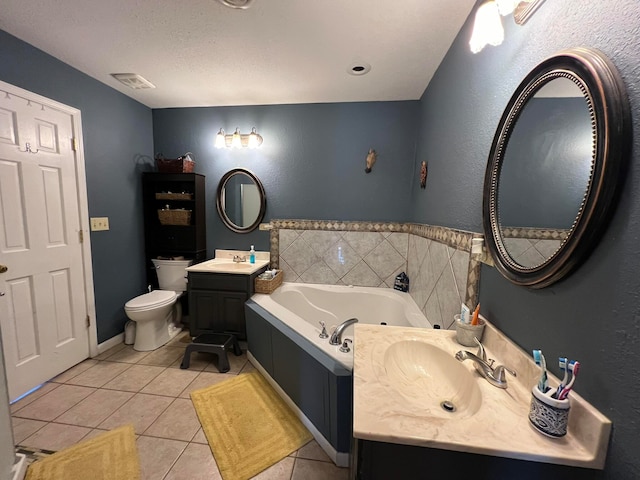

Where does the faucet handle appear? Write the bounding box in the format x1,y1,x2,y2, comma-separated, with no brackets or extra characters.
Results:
493,365,517,383
319,321,329,339
339,338,353,353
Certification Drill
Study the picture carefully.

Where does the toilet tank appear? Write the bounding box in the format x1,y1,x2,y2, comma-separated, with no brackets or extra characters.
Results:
152,259,193,292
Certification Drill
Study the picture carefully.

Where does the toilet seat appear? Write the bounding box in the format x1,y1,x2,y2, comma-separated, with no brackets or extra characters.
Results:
125,290,176,312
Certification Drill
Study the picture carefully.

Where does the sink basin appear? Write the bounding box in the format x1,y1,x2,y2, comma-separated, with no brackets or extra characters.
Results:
378,340,482,418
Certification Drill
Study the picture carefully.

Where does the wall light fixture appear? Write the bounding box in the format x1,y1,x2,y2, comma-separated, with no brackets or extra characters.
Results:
215,127,263,149
470,0,546,54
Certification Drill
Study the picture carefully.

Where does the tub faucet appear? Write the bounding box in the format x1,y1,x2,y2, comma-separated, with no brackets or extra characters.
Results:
329,318,359,345
455,339,516,389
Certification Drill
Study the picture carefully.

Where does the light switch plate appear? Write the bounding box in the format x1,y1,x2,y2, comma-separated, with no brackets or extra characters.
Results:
90,217,109,231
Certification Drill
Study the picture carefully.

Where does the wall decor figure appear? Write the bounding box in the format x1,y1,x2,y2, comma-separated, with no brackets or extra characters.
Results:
365,148,377,173
420,161,428,188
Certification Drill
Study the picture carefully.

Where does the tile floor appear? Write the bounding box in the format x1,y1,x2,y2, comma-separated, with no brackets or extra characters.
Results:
11,332,349,480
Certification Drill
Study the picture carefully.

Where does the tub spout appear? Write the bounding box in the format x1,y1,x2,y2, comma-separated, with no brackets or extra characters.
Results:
329,318,359,345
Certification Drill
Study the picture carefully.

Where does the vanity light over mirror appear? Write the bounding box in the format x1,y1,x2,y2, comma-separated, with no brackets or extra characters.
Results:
216,168,266,233
483,47,631,288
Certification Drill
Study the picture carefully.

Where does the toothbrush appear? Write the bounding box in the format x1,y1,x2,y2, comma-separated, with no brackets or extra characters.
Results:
558,361,580,400
532,350,548,393
554,357,569,399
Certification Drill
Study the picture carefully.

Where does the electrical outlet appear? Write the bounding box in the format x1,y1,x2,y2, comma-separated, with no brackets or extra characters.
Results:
90,217,110,231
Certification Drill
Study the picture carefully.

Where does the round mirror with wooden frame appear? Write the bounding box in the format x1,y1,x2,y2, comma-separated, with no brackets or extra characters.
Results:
483,48,631,288
216,168,266,233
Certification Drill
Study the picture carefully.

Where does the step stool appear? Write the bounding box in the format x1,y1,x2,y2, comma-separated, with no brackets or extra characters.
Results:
180,333,242,373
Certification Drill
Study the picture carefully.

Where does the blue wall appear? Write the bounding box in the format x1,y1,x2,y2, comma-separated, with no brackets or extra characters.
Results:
3,1,640,474
153,102,419,253
412,1,640,477
0,30,154,343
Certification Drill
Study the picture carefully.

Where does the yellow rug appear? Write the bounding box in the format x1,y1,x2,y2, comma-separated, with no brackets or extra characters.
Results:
25,425,140,480
191,371,312,480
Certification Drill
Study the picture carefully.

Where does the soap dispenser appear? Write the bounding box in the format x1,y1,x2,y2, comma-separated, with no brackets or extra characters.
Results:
249,245,256,264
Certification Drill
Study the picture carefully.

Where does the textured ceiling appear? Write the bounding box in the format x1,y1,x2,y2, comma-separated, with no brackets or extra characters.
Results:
0,0,476,108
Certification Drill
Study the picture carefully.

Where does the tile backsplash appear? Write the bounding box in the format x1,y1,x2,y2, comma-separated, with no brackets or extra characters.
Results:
269,220,481,329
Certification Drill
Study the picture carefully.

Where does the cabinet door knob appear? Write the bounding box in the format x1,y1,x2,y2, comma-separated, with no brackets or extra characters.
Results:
0,265,7,274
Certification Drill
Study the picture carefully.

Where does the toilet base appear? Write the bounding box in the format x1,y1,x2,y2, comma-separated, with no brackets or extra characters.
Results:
133,322,181,351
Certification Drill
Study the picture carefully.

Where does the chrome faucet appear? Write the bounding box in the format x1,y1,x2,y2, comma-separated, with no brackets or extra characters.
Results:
329,318,359,345
233,255,247,263
455,338,516,389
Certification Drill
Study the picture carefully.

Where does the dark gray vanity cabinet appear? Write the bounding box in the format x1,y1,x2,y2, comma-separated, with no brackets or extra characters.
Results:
355,440,600,480
188,269,265,339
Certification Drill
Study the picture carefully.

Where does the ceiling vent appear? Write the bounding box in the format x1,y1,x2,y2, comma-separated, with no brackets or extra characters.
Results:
110,73,156,89
347,63,371,76
217,0,254,9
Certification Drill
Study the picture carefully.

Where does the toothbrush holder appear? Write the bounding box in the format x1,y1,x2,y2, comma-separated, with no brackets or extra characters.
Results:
454,314,486,347
528,385,570,437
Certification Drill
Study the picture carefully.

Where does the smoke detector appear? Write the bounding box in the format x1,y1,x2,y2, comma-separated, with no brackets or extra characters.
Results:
110,73,156,89
216,0,254,9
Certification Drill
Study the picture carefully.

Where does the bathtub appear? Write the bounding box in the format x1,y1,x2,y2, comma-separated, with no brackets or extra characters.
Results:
245,282,430,466
251,282,431,370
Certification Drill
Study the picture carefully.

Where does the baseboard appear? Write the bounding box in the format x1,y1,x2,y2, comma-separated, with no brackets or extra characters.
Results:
11,453,27,480
247,352,350,468
96,333,124,355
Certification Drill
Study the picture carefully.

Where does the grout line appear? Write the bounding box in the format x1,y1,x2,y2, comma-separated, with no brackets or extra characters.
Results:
158,438,189,480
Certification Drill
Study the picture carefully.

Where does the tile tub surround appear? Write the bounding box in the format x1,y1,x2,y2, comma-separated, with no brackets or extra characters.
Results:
269,220,481,329
353,323,611,470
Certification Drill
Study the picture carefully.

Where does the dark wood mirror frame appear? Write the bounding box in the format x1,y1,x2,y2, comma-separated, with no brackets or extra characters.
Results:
483,48,631,288
216,168,266,233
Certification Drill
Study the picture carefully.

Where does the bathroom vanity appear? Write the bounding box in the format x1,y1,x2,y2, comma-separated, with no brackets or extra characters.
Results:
186,251,268,339
352,323,611,479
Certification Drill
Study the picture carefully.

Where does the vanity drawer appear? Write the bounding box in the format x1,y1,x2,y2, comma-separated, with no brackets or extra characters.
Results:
188,272,251,291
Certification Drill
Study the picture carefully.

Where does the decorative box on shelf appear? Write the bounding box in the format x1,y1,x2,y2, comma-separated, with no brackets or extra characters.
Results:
155,153,195,173
255,270,283,294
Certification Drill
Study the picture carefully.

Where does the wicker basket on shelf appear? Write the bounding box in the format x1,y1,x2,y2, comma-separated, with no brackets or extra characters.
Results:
157,208,192,226
255,270,283,294
155,192,194,201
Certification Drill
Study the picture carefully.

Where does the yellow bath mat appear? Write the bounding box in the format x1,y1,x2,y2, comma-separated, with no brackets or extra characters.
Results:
191,371,312,480
25,425,139,480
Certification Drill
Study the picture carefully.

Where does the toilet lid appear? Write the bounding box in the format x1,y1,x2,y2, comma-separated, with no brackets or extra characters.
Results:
125,290,176,311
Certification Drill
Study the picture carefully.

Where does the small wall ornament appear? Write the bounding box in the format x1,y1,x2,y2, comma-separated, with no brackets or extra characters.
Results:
420,161,428,189
365,148,377,173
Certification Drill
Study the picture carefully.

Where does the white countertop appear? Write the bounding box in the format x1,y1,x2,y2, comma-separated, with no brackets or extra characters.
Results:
353,323,611,469
186,249,270,275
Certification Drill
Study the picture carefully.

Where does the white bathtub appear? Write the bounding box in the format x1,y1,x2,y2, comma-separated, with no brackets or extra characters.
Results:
251,282,431,370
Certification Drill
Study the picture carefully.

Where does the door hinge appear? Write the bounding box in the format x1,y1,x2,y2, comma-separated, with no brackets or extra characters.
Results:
79,229,84,243
72,138,79,152
86,315,91,328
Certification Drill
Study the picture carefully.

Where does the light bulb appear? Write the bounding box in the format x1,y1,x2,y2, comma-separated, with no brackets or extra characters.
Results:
496,0,518,15
248,127,259,148
215,128,226,148
469,1,504,54
231,128,242,148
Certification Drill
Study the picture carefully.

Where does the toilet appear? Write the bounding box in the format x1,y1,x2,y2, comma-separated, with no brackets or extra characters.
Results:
124,258,193,351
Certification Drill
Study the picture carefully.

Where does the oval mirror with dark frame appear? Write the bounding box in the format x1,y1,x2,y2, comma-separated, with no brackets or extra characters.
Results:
216,168,266,233
483,47,631,288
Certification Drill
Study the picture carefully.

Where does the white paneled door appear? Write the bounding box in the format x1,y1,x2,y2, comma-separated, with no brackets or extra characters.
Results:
0,82,94,401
